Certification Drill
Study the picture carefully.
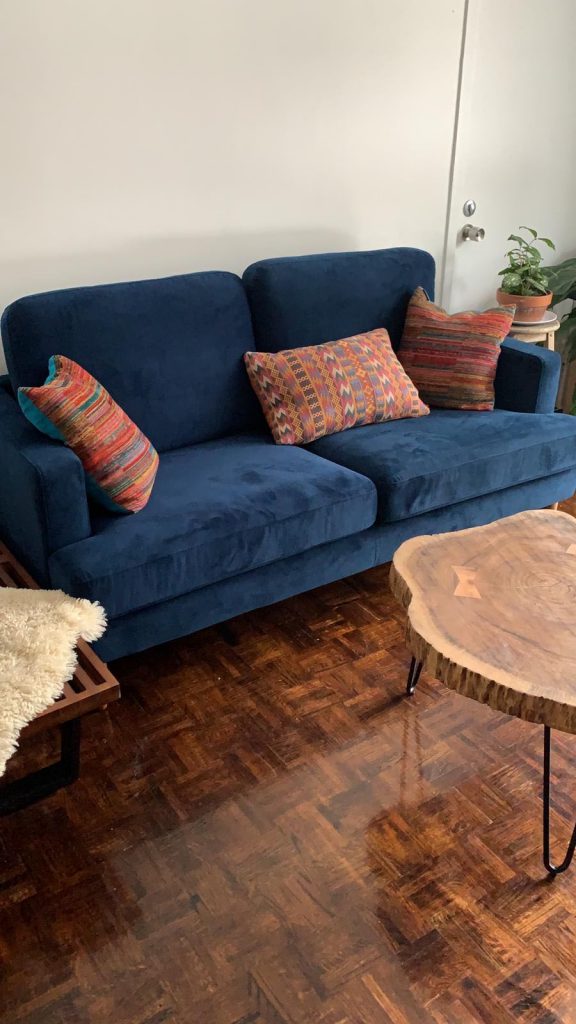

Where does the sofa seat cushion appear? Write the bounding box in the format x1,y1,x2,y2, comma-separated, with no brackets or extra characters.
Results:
307,409,576,523
48,434,377,619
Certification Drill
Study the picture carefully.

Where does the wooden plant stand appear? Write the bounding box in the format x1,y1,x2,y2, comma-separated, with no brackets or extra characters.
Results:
509,315,560,352
0,542,119,815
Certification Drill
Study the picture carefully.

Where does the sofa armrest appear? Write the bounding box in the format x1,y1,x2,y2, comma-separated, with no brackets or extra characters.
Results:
494,337,561,413
0,377,91,583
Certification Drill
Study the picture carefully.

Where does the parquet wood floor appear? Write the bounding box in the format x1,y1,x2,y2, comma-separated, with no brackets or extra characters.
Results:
3,500,576,1023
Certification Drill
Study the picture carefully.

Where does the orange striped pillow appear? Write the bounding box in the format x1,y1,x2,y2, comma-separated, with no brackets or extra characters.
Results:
398,287,515,410
18,356,159,513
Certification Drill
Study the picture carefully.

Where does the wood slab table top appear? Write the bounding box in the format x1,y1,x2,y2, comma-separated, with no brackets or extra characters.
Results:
390,510,576,735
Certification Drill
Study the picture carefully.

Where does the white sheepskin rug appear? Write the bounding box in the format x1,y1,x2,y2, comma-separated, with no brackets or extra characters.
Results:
0,588,106,776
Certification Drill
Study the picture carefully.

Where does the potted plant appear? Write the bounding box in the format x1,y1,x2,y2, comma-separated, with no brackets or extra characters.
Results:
497,226,555,322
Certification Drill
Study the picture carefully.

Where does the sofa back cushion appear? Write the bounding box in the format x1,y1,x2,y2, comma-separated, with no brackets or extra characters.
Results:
2,271,262,452
243,247,435,352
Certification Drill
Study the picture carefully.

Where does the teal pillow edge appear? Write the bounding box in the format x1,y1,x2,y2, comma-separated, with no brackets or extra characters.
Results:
18,354,63,441
85,476,132,516
18,390,64,442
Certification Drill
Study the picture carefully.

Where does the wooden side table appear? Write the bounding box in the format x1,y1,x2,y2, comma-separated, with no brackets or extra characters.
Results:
390,510,576,876
0,542,120,815
507,316,575,411
509,316,560,351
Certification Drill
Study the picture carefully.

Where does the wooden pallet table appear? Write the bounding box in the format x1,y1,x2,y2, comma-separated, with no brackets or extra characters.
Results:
0,542,120,815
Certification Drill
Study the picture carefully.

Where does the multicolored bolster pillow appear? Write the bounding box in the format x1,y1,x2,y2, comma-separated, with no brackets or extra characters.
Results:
398,286,516,411
18,355,159,513
244,328,429,445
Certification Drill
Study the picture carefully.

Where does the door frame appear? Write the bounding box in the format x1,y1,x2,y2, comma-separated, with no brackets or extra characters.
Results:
438,0,479,307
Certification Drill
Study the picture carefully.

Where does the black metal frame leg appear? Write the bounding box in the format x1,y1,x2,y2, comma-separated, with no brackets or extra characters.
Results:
406,657,423,697
0,718,82,816
543,725,576,876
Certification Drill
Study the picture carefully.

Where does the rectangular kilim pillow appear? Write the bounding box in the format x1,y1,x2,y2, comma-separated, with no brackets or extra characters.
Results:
398,287,515,410
19,355,159,513
244,328,429,445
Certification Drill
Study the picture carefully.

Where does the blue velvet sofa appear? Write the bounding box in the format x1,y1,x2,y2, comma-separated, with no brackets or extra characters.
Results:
1,247,575,662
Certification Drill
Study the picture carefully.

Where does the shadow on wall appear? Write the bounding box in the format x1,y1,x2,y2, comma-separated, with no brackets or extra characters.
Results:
0,227,355,372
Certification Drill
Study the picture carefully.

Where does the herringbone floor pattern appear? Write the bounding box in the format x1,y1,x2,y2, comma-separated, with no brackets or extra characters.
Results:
2,502,576,1023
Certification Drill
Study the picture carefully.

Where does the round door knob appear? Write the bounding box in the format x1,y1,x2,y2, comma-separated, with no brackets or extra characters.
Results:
462,224,486,242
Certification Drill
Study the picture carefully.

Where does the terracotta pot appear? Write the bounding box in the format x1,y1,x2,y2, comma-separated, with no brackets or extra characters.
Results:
496,288,552,323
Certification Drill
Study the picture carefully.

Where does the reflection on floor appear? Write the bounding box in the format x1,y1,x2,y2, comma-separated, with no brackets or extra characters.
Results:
2,498,576,1024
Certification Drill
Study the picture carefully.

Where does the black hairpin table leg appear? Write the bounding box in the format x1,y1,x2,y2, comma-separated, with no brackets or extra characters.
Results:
0,719,82,816
406,657,423,697
543,725,576,876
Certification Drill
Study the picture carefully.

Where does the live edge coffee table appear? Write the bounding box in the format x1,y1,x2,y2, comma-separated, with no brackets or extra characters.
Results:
390,510,576,877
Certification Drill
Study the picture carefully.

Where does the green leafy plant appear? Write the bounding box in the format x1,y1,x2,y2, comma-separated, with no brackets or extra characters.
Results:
544,256,576,358
498,226,555,295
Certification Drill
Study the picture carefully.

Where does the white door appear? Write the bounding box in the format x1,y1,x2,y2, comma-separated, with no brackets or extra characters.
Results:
443,0,576,312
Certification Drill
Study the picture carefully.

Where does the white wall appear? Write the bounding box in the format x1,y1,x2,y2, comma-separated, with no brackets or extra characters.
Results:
0,0,465,372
